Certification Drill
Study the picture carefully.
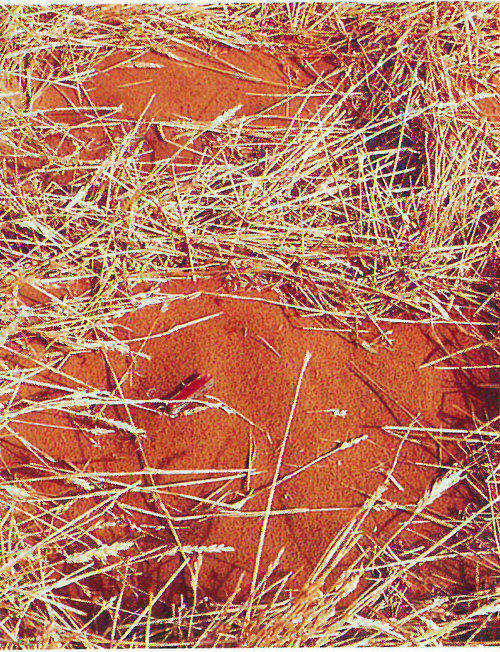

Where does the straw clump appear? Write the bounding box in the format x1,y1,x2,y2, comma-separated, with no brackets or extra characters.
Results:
0,2,498,646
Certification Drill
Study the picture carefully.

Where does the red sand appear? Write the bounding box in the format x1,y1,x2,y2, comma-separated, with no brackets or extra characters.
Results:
2,278,476,607
11,46,328,184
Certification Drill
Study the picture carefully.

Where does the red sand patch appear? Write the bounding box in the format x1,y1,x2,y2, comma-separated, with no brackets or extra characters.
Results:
1,279,476,607
10,46,328,185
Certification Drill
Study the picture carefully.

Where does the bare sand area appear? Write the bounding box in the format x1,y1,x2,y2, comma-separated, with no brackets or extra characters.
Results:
9,46,331,184
1,277,486,612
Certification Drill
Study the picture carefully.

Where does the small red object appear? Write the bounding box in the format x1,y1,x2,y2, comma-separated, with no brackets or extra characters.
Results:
160,373,214,418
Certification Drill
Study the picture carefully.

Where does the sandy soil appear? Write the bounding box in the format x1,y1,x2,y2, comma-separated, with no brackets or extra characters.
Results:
13,45,331,184
2,277,478,609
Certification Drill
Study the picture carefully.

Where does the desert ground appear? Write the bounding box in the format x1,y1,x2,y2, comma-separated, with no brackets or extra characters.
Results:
0,3,498,647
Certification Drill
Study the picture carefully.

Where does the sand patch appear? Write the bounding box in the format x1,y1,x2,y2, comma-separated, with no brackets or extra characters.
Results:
4,45,330,186
0,278,479,611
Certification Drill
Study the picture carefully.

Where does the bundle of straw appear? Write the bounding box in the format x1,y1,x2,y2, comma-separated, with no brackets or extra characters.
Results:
0,3,497,646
